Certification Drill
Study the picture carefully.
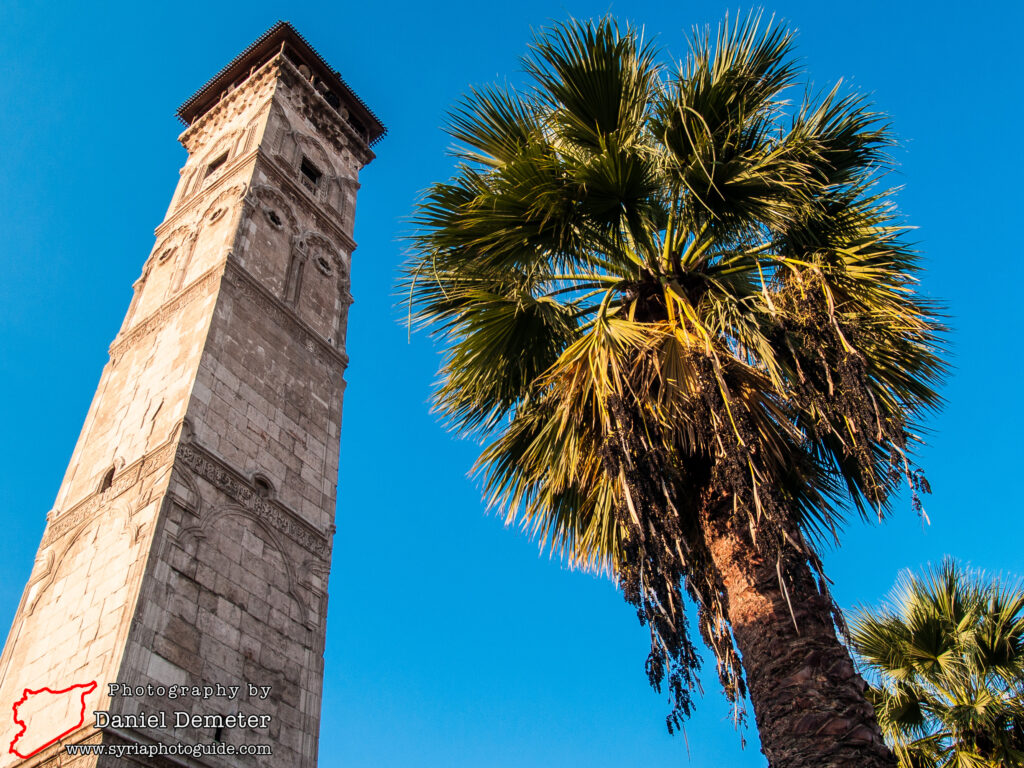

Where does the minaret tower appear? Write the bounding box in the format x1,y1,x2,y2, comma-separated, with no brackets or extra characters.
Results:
0,22,383,767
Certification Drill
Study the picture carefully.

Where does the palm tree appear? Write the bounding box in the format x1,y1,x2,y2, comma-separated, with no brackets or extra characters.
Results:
402,14,945,767
850,561,1024,767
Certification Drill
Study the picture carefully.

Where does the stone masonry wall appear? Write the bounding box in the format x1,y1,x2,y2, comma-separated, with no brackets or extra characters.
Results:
0,45,371,767
99,58,360,766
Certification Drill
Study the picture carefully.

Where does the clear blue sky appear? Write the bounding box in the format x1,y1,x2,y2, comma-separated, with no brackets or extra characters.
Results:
1,1,1022,765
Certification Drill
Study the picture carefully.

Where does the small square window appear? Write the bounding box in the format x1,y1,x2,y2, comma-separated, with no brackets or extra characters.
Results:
300,156,322,191
205,152,228,178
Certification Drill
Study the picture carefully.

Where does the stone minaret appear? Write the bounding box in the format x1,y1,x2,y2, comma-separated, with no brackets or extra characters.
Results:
0,22,383,767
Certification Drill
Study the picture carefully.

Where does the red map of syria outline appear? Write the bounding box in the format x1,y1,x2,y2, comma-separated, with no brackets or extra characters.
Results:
8,680,97,759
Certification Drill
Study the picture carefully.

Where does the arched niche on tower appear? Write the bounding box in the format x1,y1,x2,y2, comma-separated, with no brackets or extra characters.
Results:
128,223,198,322
284,230,347,343
167,462,203,520
241,111,265,156
119,261,154,335
197,129,244,193
266,101,297,165
291,134,332,177
175,129,245,209
285,134,345,209
23,499,137,626
241,184,298,296
175,506,316,630
335,174,359,232
177,184,246,289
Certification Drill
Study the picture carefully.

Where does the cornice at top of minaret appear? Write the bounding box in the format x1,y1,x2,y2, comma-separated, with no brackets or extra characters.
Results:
177,21,385,146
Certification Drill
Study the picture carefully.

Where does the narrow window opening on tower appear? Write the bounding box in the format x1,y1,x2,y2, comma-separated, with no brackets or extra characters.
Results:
213,725,224,743
99,467,115,493
253,476,273,498
206,152,228,178
300,156,322,191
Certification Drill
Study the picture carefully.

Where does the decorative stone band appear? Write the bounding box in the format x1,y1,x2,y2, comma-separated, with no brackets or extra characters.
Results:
254,158,358,254
42,439,177,548
174,441,330,558
41,432,331,560
106,248,349,368
222,256,349,368
108,265,223,360
277,55,375,166
179,57,280,155
179,53,373,166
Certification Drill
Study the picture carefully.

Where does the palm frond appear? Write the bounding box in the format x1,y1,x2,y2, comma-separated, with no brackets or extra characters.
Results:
851,561,1024,767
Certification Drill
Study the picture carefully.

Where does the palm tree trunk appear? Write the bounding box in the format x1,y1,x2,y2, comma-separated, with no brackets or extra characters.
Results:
702,511,897,768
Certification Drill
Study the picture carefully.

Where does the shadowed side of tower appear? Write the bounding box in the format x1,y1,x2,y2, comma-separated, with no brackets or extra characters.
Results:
0,22,383,767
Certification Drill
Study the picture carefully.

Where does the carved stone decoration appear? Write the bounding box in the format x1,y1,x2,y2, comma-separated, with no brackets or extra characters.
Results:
278,56,373,167
199,129,243,175
295,230,342,269
292,133,334,176
152,223,196,269
268,100,295,160
287,230,342,304
222,258,347,367
44,473,136,547
250,184,299,231
41,430,178,548
200,182,248,224
278,129,351,212
335,289,353,350
167,230,201,296
283,241,307,306
242,112,263,155
142,437,178,477
174,440,330,557
109,265,222,360
248,159,357,255
180,58,280,154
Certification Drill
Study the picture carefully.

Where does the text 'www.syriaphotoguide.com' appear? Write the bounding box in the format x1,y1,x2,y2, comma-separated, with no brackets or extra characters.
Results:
65,742,272,757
